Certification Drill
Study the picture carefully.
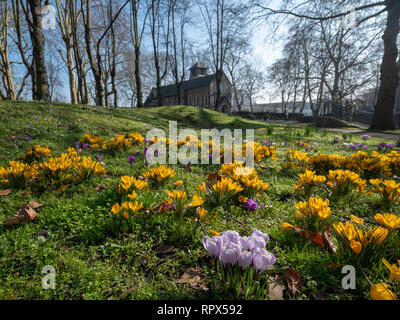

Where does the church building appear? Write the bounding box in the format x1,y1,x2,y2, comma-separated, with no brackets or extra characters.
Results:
144,62,233,113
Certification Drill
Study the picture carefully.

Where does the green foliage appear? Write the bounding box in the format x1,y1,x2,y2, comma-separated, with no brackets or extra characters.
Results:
0,100,398,300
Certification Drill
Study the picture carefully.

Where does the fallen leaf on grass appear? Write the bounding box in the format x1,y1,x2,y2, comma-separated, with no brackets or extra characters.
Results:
95,184,106,191
207,172,221,184
268,275,285,300
4,201,43,226
283,224,325,247
0,189,11,196
284,268,304,295
322,227,337,253
175,267,207,290
154,244,178,256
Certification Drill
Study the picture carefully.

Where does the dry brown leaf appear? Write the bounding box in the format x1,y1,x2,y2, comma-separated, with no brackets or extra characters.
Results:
284,268,304,295
322,227,337,254
28,200,43,209
95,184,106,191
4,201,42,226
175,267,207,290
154,244,178,256
0,189,11,196
268,275,285,300
207,172,221,184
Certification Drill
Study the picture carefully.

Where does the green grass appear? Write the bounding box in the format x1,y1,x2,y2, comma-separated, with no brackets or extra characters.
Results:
0,100,399,300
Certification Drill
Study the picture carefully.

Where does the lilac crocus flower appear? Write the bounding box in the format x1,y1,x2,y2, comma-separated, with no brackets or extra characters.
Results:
202,236,223,259
333,137,339,143
34,115,39,119
252,248,276,274
248,236,266,252
251,229,270,244
238,250,253,270
219,246,238,267
25,136,31,141
221,230,241,244
239,236,251,251
245,198,260,211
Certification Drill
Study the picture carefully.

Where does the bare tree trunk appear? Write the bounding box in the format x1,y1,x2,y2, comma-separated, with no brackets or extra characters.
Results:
26,0,50,101
55,0,78,104
0,1,16,100
370,0,400,130
83,0,104,106
131,0,148,108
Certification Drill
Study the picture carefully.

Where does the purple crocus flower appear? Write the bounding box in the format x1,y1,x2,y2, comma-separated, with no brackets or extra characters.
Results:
134,151,140,157
97,153,103,160
203,236,223,259
251,229,270,244
75,141,80,148
333,137,339,143
219,246,237,267
238,250,253,270
305,147,310,152
245,198,260,211
252,248,276,274
361,134,370,141
27,121,31,125
221,230,241,244
34,115,39,119
247,236,266,252
25,136,31,141
83,143,89,150
239,236,251,251
128,155,136,166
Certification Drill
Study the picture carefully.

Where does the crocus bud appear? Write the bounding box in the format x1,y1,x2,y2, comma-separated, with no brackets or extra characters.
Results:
219,247,237,267
251,229,269,244
248,236,266,252
252,248,276,275
202,236,222,259
238,250,253,270
222,230,241,244
239,236,251,251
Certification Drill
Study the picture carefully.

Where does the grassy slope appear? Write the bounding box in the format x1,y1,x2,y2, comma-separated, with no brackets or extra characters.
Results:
0,100,398,300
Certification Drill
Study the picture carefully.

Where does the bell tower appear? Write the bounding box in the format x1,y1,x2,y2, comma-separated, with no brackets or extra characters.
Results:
189,62,208,79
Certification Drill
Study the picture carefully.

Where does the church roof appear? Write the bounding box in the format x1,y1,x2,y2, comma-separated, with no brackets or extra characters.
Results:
189,62,208,70
160,74,215,97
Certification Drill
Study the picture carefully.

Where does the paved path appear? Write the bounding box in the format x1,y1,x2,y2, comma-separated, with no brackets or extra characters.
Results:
326,128,400,141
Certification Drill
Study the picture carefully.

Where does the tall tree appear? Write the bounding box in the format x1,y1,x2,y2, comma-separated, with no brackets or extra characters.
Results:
149,0,171,106
0,0,16,100
21,0,50,101
130,0,150,108
55,0,78,104
253,0,400,129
